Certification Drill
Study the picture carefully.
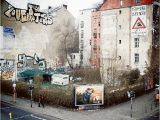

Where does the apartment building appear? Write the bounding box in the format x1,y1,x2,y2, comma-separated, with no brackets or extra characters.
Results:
79,9,95,67
99,0,154,83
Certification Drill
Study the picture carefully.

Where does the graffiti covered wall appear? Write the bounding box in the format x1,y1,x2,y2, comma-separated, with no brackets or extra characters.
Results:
1,0,75,67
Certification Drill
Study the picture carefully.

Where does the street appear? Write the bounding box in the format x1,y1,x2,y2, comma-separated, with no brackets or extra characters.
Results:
140,110,159,120
0,101,60,120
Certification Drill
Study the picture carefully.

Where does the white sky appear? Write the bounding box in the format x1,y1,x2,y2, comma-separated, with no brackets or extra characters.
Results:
6,0,103,18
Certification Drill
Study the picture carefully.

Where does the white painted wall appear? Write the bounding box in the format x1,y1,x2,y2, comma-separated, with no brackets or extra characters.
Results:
100,5,153,83
130,5,153,74
70,53,80,68
79,9,95,67
100,8,130,83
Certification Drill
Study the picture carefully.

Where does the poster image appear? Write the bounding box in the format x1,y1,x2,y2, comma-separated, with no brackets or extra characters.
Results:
75,84,104,106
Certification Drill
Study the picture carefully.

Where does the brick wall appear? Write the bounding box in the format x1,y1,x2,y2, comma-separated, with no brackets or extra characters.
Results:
100,0,153,10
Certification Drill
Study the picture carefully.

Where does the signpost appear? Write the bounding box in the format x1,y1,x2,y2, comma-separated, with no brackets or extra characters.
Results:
29,79,34,108
12,82,16,102
127,91,135,118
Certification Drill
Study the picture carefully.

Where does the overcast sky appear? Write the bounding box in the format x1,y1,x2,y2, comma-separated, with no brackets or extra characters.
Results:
6,0,103,18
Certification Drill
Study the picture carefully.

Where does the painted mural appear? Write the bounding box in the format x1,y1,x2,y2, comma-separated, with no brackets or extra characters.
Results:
0,59,14,80
17,53,46,71
4,2,60,25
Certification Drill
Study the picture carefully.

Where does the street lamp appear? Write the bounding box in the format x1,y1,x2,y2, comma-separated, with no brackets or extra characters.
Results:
127,90,135,118
29,79,34,108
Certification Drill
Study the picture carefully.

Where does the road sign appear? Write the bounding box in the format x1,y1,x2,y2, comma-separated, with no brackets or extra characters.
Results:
131,5,146,36
132,17,146,29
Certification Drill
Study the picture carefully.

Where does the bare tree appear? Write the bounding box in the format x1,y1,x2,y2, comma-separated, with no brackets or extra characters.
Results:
46,18,78,69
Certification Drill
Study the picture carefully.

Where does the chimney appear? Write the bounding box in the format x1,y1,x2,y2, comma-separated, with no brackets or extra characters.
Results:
63,4,67,9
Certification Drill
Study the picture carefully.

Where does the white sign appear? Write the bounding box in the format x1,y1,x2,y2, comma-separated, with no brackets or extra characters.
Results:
131,5,146,36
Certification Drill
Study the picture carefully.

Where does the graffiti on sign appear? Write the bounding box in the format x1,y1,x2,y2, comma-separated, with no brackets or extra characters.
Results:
4,2,58,25
17,53,46,70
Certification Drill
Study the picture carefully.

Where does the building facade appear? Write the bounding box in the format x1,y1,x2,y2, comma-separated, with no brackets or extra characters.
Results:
79,9,95,67
1,0,75,68
99,0,154,83
90,10,101,68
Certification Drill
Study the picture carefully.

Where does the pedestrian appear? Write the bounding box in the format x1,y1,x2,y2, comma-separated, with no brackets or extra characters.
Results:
41,94,45,108
38,94,45,108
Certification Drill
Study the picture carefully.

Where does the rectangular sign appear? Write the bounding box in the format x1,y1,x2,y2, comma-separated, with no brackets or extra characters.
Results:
75,84,104,106
131,5,146,36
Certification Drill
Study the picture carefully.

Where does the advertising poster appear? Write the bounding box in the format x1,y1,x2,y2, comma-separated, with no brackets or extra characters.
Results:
75,84,104,106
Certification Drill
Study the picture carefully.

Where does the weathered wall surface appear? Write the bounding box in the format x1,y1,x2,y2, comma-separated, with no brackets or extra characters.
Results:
1,0,75,67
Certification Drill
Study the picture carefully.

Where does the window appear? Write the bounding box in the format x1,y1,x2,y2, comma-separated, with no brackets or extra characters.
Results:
99,33,100,38
119,25,121,29
81,30,84,38
135,0,141,4
80,21,84,28
93,33,97,39
119,10,122,14
0,63,1,66
98,22,100,26
135,53,139,63
134,38,139,48
120,0,123,6
119,56,121,60
119,40,121,44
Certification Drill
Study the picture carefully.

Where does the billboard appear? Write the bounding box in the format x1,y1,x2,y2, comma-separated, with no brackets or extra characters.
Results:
131,5,146,36
75,84,104,106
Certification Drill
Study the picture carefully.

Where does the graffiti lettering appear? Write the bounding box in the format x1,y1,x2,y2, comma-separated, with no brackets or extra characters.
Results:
17,53,46,70
4,3,54,25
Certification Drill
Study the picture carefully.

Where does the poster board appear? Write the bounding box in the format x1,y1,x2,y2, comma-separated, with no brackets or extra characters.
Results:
75,84,104,106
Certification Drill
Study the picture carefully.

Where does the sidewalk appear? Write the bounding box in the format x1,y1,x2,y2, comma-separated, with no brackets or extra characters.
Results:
1,92,159,120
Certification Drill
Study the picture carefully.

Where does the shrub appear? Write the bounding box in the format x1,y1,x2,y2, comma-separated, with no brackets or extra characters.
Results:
1,80,144,108
72,68,101,83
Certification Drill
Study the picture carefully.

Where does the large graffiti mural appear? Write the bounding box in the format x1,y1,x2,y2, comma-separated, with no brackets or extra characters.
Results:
4,2,60,25
17,53,46,70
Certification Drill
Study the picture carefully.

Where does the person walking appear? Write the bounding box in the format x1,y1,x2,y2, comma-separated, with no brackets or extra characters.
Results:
38,94,45,108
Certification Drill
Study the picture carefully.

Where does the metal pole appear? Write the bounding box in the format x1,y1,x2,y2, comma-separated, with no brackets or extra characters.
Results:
1,70,2,80
31,89,32,108
130,97,133,118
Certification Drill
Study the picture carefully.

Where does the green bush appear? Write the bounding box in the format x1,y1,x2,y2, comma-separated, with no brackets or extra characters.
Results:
1,80,144,108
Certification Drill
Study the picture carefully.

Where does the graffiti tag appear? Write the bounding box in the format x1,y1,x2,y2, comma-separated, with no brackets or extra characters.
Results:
4,3,54,25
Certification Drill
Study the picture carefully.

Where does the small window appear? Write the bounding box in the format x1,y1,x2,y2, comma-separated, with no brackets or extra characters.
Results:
80,21,84,28
98,22,100,26
119,40,121,44
120,0,123,6
135,0,141,4
119,10,122,14
119,25,121,29
135,53,139,63
0,63,1,66
99,33,100,38
93,33,97,39
134,38,139,48
81,30,84,38
119,56,121,60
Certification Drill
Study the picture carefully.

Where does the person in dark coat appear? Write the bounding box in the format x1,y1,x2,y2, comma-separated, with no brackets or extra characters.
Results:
38,94,45,107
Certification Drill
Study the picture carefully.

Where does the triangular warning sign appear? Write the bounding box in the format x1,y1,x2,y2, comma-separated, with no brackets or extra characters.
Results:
132,17,146,29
